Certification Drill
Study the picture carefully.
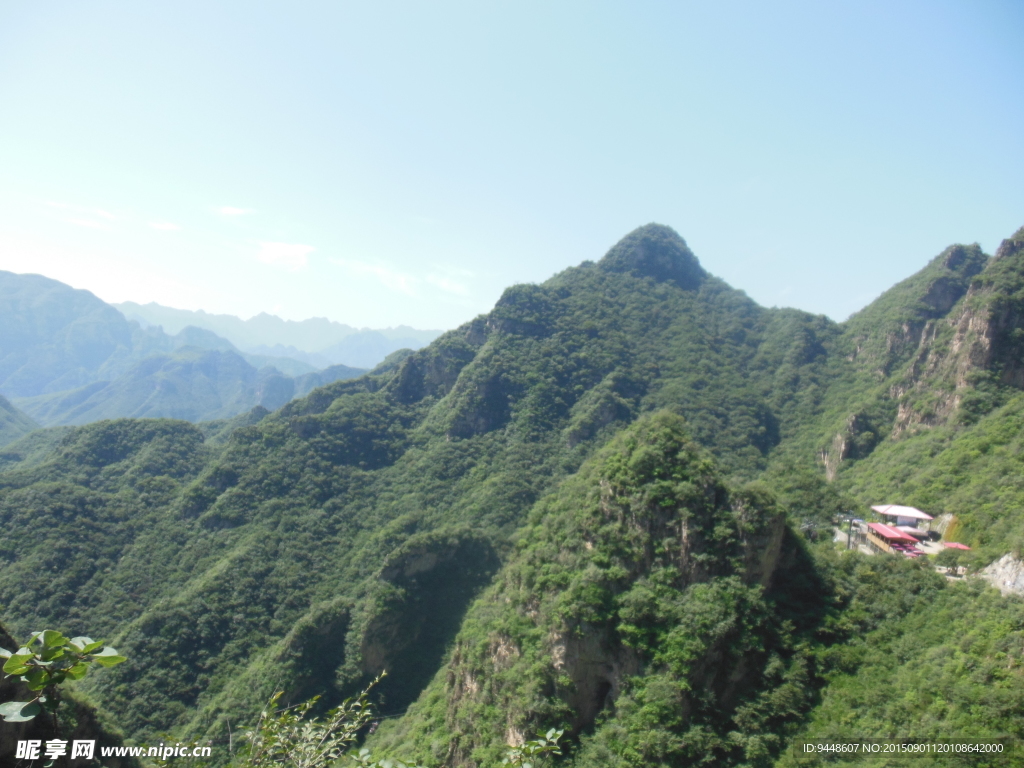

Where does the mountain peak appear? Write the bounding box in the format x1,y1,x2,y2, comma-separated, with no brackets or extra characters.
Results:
598,223,706,290
995,225,1024,261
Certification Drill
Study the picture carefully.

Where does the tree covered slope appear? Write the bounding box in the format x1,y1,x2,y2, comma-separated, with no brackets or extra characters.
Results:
370,412,824,767
1,224,1023,766
0,225,842,742
811,226,1024,561
368,415,1022,768
13,347,364,426
0,394,37,448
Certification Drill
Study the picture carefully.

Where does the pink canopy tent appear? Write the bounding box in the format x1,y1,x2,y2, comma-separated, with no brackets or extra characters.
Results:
943,542,971,550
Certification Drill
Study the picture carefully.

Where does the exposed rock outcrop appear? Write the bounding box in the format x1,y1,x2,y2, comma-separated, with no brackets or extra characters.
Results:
979,554,1024,597
820,411,883,479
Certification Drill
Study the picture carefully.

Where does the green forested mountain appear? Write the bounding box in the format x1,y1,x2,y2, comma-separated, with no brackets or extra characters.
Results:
0,271,366,426
371,413,823,766
0,394,37,448
0,270,160,398
807,226,1024,562
1,224,1022,766
13,347,364,426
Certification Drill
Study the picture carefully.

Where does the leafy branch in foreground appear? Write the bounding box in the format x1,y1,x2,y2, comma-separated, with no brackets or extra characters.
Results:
500,729,564,768
0,629,126,723
237,671,564,768
236,674,383,768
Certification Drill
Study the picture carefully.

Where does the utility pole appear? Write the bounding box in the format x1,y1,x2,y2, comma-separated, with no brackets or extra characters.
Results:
847,513,854,550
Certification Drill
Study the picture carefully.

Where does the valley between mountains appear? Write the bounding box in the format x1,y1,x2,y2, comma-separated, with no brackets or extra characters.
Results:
2,223,1023,767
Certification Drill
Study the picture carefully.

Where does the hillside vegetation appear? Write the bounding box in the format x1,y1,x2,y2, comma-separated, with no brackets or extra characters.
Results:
1,224,1023,766
0,395,37,448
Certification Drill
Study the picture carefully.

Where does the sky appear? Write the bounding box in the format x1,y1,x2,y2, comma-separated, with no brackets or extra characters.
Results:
0,1,1021,331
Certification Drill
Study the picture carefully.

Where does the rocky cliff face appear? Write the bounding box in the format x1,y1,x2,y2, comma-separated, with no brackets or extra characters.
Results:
820,229,1024,475
979,553,1024,597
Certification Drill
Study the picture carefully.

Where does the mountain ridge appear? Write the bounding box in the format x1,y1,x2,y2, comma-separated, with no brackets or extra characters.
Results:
0,394,37,448
0,271,371,426
1,223,1023,766
115,301,443,368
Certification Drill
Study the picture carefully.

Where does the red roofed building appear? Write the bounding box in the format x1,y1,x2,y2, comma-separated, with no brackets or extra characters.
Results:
866,522,922,557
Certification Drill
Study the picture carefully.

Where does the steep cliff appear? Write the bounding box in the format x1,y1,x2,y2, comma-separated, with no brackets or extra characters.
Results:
817,228,1024,476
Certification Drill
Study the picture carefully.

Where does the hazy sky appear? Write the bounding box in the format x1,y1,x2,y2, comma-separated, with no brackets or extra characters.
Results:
0,1,1021,330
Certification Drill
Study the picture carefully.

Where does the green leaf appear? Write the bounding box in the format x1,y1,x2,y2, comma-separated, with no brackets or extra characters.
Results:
66,662,89,680
39,646,65,662
24,668,48,690
0,648,11,659
93,654,127,667
3,653,33,674
92,645,121,657
68,636,95,651
72,638,105,654
0,701,41,722
41,630,66,648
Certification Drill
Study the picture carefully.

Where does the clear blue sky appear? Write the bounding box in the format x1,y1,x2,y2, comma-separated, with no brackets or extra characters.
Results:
0,1,1021,330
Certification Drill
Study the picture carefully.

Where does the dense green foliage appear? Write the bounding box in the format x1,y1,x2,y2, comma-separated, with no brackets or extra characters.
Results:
838,391,1024,564
0,394,37,449
778,577,1023,767
370,413,826,767
2,223,1024,766
15,347,363,427
0,623,135,766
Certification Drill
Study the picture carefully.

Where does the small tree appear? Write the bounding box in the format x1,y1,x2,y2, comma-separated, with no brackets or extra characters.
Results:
239,673,564,768
935,547,962,573
0,630,126,724
237,676,383,768
500,729,564,768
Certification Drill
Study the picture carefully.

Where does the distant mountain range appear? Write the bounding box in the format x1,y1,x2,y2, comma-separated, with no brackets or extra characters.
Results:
115,302,443,369
0,271,419,435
